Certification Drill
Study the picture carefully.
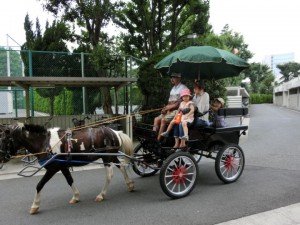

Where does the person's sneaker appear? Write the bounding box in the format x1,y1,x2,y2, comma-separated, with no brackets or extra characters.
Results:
161,132,169,137
181,135,189,140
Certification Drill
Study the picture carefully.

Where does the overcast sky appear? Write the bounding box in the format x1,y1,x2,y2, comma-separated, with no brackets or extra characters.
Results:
1,0,300,63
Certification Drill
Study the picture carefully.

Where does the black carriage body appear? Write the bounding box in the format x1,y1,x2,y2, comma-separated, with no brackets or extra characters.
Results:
134,107,248,154
132,107,248,199
189,125,248,149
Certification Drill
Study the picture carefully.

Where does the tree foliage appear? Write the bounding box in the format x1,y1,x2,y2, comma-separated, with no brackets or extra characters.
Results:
42,0,120,114
243,63,274,94
22,14,72,115
277,62,300,83
114,0,210,58
219,24,253,61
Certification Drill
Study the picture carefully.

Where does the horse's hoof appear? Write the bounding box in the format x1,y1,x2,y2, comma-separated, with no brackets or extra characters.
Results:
95,196,104,202
30,207,39,215
128,182,135,192
128,185,134,192
69,198,79,204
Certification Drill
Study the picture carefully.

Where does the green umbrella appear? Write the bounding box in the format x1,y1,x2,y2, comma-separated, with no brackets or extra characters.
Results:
154,46,250,80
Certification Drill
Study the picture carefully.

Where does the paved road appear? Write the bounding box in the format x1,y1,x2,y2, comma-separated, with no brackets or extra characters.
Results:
0,104,300,225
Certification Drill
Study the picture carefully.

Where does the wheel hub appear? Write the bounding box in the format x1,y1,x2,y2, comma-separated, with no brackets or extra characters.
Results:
224,155,235,171
172,165,187,184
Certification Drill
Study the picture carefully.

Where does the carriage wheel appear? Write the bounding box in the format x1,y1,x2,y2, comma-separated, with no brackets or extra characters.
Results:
215,144,245,184
159,152,198,199
132,143,159,177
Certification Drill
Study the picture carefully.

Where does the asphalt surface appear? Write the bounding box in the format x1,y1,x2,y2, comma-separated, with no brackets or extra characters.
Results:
0,104,300,225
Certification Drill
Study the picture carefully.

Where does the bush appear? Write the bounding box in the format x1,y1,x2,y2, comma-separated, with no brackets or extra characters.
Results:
250,94,273,104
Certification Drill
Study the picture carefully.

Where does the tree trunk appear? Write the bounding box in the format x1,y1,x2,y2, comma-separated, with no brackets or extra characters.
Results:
100,87,113,114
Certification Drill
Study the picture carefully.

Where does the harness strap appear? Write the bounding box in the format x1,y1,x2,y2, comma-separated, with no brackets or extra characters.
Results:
89,128,95,150
106,127,117,146
65,129,73,153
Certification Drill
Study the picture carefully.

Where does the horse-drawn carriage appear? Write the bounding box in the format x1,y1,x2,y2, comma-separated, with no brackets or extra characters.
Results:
0,46,250,214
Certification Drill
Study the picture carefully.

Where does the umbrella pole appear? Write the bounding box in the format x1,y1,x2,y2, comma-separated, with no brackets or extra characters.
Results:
198,69,200,80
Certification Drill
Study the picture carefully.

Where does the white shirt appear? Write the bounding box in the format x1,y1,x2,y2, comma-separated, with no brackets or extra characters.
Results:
192,91,210,121
168,83,187,102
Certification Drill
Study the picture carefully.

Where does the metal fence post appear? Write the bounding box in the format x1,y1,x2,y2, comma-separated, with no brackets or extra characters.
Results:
29,50,34,116
126,114,133,140
14,89,18,117
81,52,86,114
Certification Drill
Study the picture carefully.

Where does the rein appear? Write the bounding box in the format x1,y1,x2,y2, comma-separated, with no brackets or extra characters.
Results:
70,108,162,131
8,108,162,160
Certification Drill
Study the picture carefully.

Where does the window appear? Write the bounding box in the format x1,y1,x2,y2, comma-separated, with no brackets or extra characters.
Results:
289,88,298,95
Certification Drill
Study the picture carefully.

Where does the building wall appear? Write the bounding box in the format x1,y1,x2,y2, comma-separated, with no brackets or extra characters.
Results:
274,95,283,106
274,77,300,111
0,91,13,114
289,94,298,110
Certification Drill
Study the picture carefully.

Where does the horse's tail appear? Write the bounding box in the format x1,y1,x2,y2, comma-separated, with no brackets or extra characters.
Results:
117,131,134,164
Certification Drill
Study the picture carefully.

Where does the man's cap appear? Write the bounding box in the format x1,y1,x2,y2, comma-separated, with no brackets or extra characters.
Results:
170,72,181,78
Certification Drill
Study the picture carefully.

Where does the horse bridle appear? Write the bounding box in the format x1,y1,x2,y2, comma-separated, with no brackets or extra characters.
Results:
0,127,15,160
0,124,51,159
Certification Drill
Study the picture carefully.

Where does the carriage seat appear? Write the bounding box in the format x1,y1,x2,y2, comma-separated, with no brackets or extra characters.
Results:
203,107,249,134
191,107,249,133
217,107,248,117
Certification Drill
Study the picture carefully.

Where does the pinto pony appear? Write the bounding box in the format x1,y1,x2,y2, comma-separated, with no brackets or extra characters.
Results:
0,123,134,214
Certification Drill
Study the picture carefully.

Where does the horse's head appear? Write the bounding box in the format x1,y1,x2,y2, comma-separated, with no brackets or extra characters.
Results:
0,123,50,163
0,124,16,164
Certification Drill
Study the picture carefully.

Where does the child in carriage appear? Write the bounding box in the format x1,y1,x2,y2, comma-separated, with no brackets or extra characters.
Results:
161,88,195,148
210,97,226,127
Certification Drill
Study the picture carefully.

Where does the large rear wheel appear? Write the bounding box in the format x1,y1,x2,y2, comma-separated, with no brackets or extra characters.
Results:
215,144,245,183
159,152,198,199
132,143,159,177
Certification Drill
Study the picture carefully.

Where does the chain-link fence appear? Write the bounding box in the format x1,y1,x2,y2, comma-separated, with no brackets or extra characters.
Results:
0,47,143,118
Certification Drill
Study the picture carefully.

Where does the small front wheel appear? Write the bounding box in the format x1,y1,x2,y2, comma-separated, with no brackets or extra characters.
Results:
215,144,245,183
159,152,199,199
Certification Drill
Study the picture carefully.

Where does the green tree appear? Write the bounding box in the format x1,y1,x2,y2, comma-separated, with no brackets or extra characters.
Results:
22,14,72,115
277,62,300,83
219,24,253,60
42,0,118,114
243,63,274,94
217,25,253,89
114,0,210,58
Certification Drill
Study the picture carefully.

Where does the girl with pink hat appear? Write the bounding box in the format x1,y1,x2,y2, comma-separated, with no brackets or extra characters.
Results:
162,88,195,148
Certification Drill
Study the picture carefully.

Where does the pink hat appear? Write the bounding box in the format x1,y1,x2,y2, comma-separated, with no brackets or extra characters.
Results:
180,88,192,98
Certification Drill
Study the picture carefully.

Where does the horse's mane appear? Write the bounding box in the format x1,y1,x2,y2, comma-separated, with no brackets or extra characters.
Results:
24,124,48,134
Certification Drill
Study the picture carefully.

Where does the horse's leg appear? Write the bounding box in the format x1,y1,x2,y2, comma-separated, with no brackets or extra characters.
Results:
114,157,134,192
95,165,113,202
30,168,59,214
61,167,80,204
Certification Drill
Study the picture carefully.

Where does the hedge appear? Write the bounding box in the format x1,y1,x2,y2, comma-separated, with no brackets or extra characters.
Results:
250,94,273,104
